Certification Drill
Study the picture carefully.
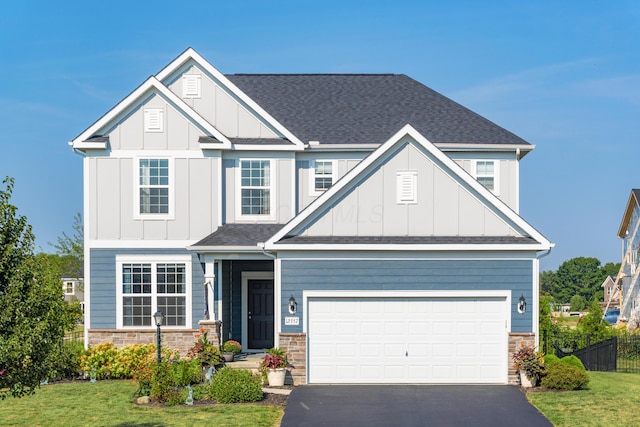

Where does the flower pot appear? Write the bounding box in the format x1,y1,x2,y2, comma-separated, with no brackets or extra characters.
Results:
266,368,286,386
519,370,537,388
223,352,235,362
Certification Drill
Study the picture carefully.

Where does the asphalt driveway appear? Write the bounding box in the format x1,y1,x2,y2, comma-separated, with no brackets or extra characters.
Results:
280,385,552,427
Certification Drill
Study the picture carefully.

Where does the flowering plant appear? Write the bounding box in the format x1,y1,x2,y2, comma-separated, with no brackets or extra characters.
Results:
260,348,287,370
186,328,222,366
222,340,242,354
512,344,545,382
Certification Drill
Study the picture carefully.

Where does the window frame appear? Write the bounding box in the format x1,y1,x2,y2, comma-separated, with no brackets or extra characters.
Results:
236,158,276,220
134,157,174,220
309,159,337,196
63,281,74,295
115,255,192,329
472,160,500,196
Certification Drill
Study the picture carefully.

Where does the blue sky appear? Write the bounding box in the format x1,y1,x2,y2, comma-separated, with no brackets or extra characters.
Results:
1,1,638,271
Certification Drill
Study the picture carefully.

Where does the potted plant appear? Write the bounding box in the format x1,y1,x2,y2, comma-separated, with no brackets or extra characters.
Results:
512,344,544,387
186,328,223,369
260,347,288,386
222,340,242,362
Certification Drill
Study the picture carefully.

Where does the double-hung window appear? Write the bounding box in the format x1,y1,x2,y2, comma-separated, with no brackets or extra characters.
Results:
117,256,191,328
240,159,273,217
310,160,335,195
473,160,499,195
138,158,171,216
64,281,74,295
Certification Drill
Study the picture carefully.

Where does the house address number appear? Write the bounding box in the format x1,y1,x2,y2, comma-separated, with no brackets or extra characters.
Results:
285,317,299,325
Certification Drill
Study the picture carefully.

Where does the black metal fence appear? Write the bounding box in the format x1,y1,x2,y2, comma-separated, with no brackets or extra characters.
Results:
543,331,640,373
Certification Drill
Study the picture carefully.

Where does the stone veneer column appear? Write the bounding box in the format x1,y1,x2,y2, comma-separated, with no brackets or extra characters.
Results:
87,329,199,355
198,320,222,349
278,332,307,385
508,332,536,385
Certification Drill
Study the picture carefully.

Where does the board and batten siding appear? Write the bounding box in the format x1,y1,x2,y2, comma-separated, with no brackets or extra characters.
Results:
280,258,533,334
89,248,205,329
299,143,518,238
89,156,218,241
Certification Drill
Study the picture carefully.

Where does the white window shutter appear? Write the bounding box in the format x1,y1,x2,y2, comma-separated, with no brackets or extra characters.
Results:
397,171,417,204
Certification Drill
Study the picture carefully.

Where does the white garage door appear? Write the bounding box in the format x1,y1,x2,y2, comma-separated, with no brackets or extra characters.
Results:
307,296,508,384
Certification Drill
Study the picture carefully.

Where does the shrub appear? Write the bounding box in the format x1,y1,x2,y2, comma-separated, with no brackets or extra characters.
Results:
208,368,263,403
559,355,586,372
80,343,160,380
79,343,118,379
542,354,560,367
222,340,242,354
186,330,223,367
541,363,589,390
47,340,85,381
512,345,544,383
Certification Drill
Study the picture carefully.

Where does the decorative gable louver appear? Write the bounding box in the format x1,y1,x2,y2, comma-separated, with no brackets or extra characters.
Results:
397,171,417,204
182,74,201,98
144,108,163,132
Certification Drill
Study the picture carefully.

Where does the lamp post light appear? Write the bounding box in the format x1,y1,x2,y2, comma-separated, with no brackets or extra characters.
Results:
153,311,164,364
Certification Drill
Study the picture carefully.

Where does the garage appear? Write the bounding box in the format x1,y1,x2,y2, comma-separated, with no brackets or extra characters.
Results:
307,294,508,384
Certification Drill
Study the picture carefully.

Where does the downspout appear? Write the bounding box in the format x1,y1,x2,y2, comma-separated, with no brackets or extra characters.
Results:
535,247,554,349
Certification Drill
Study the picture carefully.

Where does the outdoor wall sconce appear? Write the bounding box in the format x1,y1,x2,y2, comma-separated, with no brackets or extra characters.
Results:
517,295,527,314
289,295,297,314
153,311,164,364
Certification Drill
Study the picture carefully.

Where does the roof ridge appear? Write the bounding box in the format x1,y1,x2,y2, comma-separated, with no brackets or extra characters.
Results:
228,73,398,76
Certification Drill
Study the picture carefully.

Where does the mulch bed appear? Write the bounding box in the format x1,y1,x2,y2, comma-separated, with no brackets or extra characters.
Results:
134,390,290,407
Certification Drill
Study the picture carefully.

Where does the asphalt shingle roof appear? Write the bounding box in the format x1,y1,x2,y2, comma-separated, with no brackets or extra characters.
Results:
226,74,529,146
192,223,285,247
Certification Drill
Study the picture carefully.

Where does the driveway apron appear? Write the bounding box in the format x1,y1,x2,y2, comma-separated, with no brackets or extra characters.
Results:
280,385,552,427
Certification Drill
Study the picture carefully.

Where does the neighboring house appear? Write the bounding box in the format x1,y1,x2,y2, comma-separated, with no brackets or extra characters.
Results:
616,189,640,327
63,274,84,313
601,275,619,309
70,48,552,385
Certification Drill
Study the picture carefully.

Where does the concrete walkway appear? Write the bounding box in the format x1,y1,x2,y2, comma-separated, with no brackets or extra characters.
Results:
281,385,553,427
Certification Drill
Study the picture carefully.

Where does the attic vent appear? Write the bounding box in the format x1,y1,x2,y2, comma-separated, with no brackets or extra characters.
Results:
182,74,201,98
397,171,417,204
144,108,164,132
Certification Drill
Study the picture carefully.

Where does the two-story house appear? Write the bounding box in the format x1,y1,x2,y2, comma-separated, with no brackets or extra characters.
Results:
70,48,552,385
616,189,640,326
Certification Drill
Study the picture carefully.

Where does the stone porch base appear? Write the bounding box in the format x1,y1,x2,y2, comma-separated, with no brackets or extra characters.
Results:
508,332,536,385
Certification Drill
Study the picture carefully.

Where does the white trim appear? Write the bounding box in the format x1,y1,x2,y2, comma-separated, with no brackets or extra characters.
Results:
182,74,201,98
471,159,500,196
217,156,223,227
70,76,231,149
87,240,197,249
115,254,192,330
396,170,418,204
276,251,539,261
134,157,175,220
241,271,275,352
533,258,540,347
63,281,75,295
235,158,276,221
274,258,282,349
272,243,549,252
308,159,336,196
83,155,91,347
155,48,305,150
143,108,164,132
266,124,552,250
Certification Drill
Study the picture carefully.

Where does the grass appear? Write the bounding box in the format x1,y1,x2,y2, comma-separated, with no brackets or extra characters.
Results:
0,380,283,427
528,371,640,426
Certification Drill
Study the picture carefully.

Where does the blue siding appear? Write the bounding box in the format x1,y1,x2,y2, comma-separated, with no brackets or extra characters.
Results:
90,248,205,329
280,258,534,333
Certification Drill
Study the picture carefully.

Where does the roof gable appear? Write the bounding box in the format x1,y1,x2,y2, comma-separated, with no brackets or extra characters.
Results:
70,76,231,149
267,125,551,251
617,189,640,238
156,48,305,150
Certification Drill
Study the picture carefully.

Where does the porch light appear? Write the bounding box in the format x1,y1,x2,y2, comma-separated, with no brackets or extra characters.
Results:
289,295,297,314
517,295,527,314
153,311,164,364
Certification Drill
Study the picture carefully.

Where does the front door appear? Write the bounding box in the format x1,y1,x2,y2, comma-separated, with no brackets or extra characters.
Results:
247,279,274,349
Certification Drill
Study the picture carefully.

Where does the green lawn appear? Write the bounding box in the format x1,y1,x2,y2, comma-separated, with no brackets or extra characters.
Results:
528,371,640,426
0,380,283,427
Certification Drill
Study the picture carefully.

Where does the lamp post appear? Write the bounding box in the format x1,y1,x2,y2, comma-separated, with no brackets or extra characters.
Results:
153,311,164,364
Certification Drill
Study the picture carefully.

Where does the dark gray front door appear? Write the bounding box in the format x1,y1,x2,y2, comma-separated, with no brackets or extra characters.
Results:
247,279,274,349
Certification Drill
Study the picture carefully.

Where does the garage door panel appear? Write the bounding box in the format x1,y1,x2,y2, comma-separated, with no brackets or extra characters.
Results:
308,297,507,384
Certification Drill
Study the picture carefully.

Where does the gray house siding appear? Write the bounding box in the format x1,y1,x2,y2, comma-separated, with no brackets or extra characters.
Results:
90,248,205,329
280,258,533,334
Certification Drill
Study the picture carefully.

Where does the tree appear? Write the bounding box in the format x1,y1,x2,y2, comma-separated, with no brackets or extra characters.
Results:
569,294,587,312
543,257,621,304
0,177,80,398
50,212,83,279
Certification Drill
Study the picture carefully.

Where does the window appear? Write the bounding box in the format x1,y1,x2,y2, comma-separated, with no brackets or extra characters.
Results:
310,160,336,194
144,108,164,132
182,74,201,98
138,159,170,215
473,160,499,195
64,281,74,295
240,160,272,216
396,171,417,204
116,256,191,328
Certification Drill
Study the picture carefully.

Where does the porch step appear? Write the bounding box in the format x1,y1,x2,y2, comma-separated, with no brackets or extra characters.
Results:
223,353,264,372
